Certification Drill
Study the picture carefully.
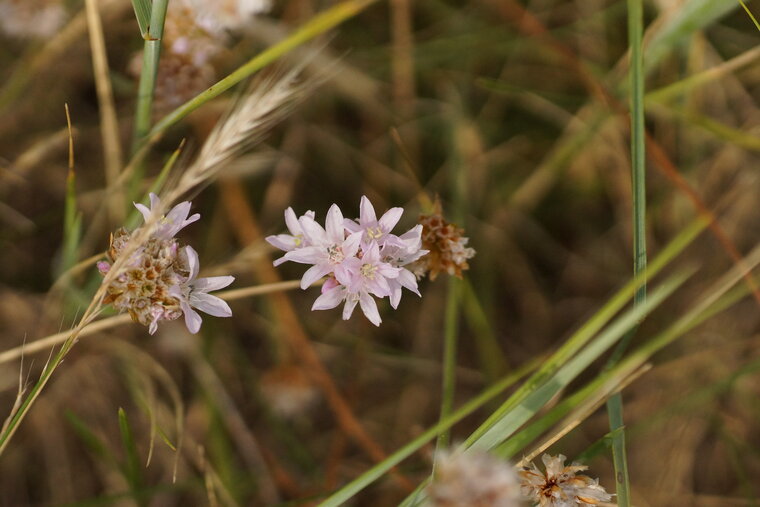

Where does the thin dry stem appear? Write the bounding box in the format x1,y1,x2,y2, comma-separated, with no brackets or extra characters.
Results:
84,0,124,223
0,280,303,366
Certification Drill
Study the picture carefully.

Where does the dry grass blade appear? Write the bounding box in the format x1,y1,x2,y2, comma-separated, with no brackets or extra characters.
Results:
169,64,321,201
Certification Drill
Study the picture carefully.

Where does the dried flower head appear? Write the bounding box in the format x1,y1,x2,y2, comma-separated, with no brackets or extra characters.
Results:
267,196,427,326
409,199,475,281
99,194,233,335
0,0,66,39
519,454,612,507
427,449,522,507
129,0,271,115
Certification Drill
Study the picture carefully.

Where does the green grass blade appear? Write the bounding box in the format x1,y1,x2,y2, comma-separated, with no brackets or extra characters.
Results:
606,0,647,503
467,270,688,453
118,408,144,503
435,277,461,451
66,410,116,464
125,139,186,230
131,0,169,152
645,0,738,74
130,0,152,37
145,0,378,143
461,217,705,447
317,359,540,507
738,0,760,31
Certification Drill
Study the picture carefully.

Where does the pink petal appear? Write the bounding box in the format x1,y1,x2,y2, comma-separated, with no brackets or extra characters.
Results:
378,207,403,233
266,234,297,252
342,297,358,320
389,284,402,309
397,269,420,295
342,232,363,258
334,258,360,287
181,302,202,334
184,246,200,281
134,202,152,223
190,293,232,317
325,204,345,244
284,246,324,265
343,218,361,233
299,215,327,245
166,201,191,227
301,263,332,289
193,275,234,292
312,286,345,311
359,195,377,224
284,207,300,235
149,192,160,210
359,292,381,326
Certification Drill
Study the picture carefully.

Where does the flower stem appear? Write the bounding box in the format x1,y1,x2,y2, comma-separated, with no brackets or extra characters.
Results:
605,1,645,505
130,0,169,154
435,277,461,451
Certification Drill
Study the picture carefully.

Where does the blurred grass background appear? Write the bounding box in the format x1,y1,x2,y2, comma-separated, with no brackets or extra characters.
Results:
0,0,759,505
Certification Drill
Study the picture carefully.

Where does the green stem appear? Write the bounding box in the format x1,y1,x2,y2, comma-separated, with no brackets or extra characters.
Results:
606,1,646,506
131,0,169,153
435,278,461,452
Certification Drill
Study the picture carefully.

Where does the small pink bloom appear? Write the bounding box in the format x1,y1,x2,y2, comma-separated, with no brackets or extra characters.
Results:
265,207,315,266
134,193,200,239
170,246,235,334
344,195,405,248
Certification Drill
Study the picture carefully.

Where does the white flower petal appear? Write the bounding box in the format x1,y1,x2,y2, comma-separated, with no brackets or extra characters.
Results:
190,293,232,317
266,234,296,252
299,215,327,245
397,269,420,295
389,284,402,309
193,275,234,292
134,202,152,223
359,292,381,326
166,201,191,224
342,231,363,258
379,207,403,233
359,195,377,224
181,301,202,334
343,218,361,233
325,204,345,244
301,263,332,289
184,246,200,280
284,207,300,235
284,246,324,265
342,297,358,320
312,286,345,311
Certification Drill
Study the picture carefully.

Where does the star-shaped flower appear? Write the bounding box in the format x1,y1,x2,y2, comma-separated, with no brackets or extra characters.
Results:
134,193,200,239
171,246,235,334
344,195,404,248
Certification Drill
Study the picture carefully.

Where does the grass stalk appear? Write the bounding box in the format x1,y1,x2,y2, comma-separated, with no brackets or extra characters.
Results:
84,0,124,222
435,277,461,452
131,0,169,153
605,1,645,505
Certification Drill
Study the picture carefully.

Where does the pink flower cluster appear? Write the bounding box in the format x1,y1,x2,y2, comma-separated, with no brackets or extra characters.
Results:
98,194,234,335
267,196,427,326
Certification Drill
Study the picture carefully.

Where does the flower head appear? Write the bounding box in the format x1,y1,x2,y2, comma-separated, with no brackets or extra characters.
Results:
99,195,233,335
519,454,612,507
270,196,427,326
409,199,476,281
427,449,521,507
